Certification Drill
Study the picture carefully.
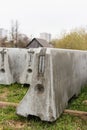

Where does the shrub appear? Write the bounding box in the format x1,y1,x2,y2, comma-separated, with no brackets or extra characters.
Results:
52,28,87,50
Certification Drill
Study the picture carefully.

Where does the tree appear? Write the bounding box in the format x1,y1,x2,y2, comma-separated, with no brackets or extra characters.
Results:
52,28,87,50
17,34,30,48
10,20,15,44
10,20,19,47
15,20,19,47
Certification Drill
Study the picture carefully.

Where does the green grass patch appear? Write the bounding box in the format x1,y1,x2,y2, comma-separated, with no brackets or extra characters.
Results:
68,85,87,111
0,84,87,129
0,107,87,130
0,84,28,103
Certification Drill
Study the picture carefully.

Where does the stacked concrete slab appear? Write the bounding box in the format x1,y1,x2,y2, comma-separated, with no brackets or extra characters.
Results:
0,47,87,122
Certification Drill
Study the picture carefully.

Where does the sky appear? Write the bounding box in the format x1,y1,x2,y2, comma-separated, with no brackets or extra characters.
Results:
0,0,87,38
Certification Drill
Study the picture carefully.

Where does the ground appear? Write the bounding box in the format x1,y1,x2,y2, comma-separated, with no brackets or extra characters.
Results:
0,84,87,130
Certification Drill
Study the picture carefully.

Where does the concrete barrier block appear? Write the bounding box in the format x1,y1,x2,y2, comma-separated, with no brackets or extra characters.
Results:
8,48,28,83
17,48,87,122
0,47,87,122
0,48,13,84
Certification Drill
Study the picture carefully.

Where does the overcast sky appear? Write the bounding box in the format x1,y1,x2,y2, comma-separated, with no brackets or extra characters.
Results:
0,0,87,38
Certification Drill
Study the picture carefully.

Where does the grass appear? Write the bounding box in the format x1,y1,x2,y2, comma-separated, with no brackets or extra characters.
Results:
0,84,28,103
68,86,87,111
0,84,87,130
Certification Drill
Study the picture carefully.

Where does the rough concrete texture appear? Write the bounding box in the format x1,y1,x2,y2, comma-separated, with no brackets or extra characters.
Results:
0,47,87,122
0,47,39,84
16,48,87,122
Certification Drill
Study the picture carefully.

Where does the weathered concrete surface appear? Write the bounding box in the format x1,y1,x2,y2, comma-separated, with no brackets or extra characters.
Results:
0,47,87,122
0,48,13,84
0,47,38,84
17,48,87,122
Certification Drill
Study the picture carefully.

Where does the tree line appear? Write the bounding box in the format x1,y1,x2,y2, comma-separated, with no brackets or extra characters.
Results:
51,28,87,50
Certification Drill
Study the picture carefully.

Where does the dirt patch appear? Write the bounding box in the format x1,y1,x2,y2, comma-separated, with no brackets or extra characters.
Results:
5,120,26,129
0,88,9,101
0,101,18,108
82,100,87,105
